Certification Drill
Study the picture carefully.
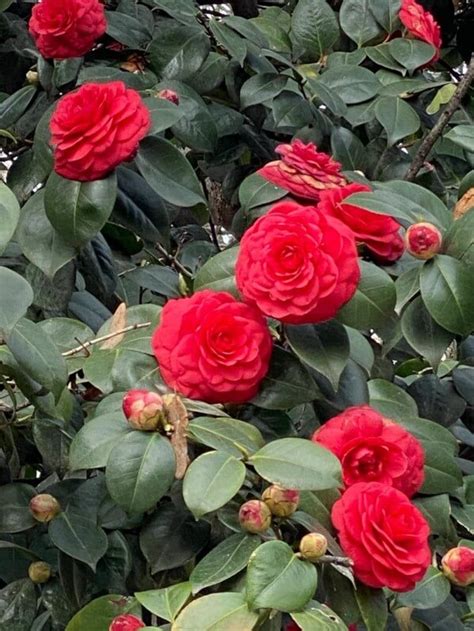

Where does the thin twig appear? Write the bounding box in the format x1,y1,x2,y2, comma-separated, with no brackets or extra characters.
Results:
405,56,474,181
317,555,353,567
62,322,151,357
154,242,193,279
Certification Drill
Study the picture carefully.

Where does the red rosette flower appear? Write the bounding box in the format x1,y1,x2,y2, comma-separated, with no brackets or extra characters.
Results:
50,82,150,182
29,0,106,60
312,405,424,497
151,290,272,404
235,201,360,324
332,482,431,592
399,0,442,62
317,183,404,264
109,615,145,631
258,139,347,201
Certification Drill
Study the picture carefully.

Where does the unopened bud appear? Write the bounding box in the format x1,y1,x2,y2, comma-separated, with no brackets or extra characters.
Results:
29,494,61,523
158,89,180,105
441,546,474,587
26,70,39,86
122,389,165,431
262,485,300,517
28,561,51,584
239,500,272,534
109,615,145,631
405,222,442,260
299,533,328,561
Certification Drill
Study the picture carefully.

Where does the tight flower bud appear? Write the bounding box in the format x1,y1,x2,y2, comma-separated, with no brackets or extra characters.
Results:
299,533,328,561
262,485,300,517
239,500,272,533
109,614,145,631
122,389,165,431
28,561,51,584
405,222,442,260
158,89,180,105
441,546,474,587
29,494,61,522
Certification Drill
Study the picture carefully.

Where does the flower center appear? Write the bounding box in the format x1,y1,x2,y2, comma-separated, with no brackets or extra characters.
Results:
342,438,408,486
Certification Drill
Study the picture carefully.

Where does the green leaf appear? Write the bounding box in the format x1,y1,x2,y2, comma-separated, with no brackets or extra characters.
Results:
0,579,37,631
162,32,210,81
126,265,180,298
368,379,418,421
375,96,420,146
340,0,382,47
272,91,314,130
445,125,474,153
426,83,456,115
0,181,19,255
0,484,36,533
421,441,463,494
0,86,36,129
209,21,247,65
396,567,450,609
16,190,76,279
143,96,184,134
330,127,368,171
420,256,474,336
444,210,474,266
190,534,261,594
183,451,246,518
381,180,451,229
106,432,176,514
150,0,197,24
286,321,350,390
249,438,341,491
345,327,375,375
0,268,33,337
414,494,453,539
173,592,259,631
395,266,421,312
69,412,132,470
0,0,14,10
337,261,396,330
187,416,264,459
106,10,152,48
65,595,139,631
239,173,286,210
240,73,288,109
44,172,117,247
193,247,238,296
291,601,348,630
369,0,401,33
366,44,404,72
388,39,435,71
355,584,388,631
305,78,348,117
246,540,317,611
135,582,191,622
136,136,205,207
290,0,339,62
319,67,380,104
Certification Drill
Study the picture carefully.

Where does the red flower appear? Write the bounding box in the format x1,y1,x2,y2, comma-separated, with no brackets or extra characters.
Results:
151,290,272,404
50,82,150,181
158,89,180,105
258,140,347,202
235,201,360,324
332,482,431,592
405,222,442,260
29,0,106,60
239,500,272,533
109,614,145,631
441,547,474,587
312,405,424,497
318,183,404,264
399,0,442,62
122,389,165,431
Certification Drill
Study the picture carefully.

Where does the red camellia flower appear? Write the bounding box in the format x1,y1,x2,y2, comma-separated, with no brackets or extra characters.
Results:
109,614,145,631
332,482,431,591
441,547,474,587
399,0,442,62
50,82,150,181
239,500,272,533
122,389,165,431
151,290,272,404
405,222,442,260
236,201,360,324
158,89,180,105
29,0,106,60
318,183,404,264
258,140,347,201
312,405,424,497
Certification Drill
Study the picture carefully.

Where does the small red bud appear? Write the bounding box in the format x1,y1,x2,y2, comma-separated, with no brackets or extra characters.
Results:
262,485,300,517
109,614,145,631
299,533,328,561
405,222,442,260
441,546,474,587
29,494,61,523
239,500,272,533
28,561,51,584
158,89,180,105
122,389,165,431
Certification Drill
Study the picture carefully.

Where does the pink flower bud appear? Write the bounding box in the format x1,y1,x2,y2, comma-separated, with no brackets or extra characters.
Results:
239,500,272,533
405,222,442,260
29,494,61,523
109,614,145,631
441,546,474,587
28,561,51,584
158,89,180,105
262,485,300,517
122,389,165,431
299,533,328,561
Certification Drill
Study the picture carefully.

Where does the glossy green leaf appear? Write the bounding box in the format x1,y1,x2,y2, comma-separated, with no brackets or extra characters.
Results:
69,413,132,470
173,592,259,631
291,601,348,630
0,268,33,337
368,379,418,421
396,567,450,609
143,96,184,134
446,125,474,153
193,247,238,296
0,181,20,255
290,0,339,62
0,86,36,129
239,173,286,210
65,595,139,631
388,39,435,71
187,416,264,458
319,67,380,104
240,73,288,108
375,96,420,146
0,579,37,631
135,582,191,622
355,584,388,631
0,484,36,533
340,0,382,46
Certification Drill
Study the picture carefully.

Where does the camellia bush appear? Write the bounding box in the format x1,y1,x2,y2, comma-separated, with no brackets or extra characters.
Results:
1,0,474,629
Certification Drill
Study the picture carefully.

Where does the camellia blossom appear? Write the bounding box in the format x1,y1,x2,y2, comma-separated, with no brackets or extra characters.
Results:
312,405,424,497
109,615,145,631
318,183,404,264
50,82,150,181
236,200,360,324
332,482,431,591
239,500,272,533
441,547,474,587
258,139,347,201
399,0,442,62
151,290,272,404
29,0,106,59
405,222,443,260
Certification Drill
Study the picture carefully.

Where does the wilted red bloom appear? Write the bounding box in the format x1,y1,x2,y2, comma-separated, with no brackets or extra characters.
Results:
441,547,474,587
239,500,272,533
158,89,180,105
258,140,347,201
109,615,145,631
50,81,150,181
262,485,300,517
236,201,360,324
151,290,272,404
399,0,442,62
332,482,431,591
29,0,106,59
122,389,165,431
405,222,442,260
318,183,404,264
312,405,424,497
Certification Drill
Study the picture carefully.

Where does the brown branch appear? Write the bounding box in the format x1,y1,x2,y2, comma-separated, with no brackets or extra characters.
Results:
62,322,151,357
317,555,353,567
404,56,474,182
154,242,193,279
